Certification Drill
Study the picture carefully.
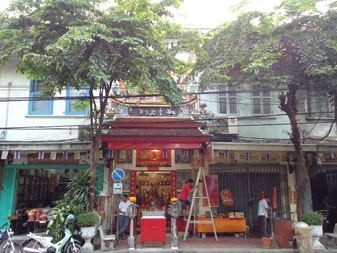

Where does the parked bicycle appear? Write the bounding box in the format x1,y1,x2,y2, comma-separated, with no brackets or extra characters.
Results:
22,214,83,253
0,222,22,253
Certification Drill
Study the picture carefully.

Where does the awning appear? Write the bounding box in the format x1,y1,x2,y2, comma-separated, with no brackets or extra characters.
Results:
102,117,210,150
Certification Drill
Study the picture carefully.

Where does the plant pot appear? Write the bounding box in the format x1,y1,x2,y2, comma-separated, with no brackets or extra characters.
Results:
274,219,293,248
81,226,97,253
294,224,313,253
311,225,325,250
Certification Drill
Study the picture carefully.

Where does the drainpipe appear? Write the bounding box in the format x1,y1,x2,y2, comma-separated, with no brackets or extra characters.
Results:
2,82,12,139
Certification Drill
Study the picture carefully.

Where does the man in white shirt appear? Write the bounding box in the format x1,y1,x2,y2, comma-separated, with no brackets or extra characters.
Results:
118,194,131,239
258,197,271,237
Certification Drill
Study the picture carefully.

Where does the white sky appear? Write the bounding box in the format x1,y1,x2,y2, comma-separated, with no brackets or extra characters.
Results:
0,0,282,27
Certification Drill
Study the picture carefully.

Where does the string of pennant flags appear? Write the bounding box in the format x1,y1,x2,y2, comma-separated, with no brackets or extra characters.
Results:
0,150,111,160
223,151,274,162
220,151,337,163
1,150,337,162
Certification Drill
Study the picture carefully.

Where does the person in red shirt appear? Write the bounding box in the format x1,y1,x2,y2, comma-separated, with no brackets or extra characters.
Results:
179,179,197,221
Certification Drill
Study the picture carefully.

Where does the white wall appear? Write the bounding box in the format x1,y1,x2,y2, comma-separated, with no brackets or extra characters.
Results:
199,83,291,139
0,59,90,142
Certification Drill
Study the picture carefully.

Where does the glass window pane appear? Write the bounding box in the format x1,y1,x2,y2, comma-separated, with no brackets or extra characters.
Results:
228,86,236,97
220,97,227,114
36,81,44,92
252,85,260,96
219,85,226,95
32,94,50,113
253,98,261,114
229,97,237,114
68,87,87,113
263,98,271,114
262,86,270,96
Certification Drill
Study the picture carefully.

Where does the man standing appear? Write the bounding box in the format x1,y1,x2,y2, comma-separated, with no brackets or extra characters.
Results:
258,197,271,237
118,194,131,239
179,179,197,221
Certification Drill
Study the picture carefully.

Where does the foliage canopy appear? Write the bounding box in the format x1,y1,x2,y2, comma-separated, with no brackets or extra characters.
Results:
0,0,185,105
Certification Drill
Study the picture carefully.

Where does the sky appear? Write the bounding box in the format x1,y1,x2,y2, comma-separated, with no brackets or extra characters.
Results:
0,0,282,27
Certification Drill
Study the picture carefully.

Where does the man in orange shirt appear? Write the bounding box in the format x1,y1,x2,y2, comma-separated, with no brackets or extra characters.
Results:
179,179,197,221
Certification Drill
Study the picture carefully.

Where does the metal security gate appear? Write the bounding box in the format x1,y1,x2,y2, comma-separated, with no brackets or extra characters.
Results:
210,164,290,230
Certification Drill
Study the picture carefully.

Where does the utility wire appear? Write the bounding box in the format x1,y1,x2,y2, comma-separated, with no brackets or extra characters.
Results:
0,87,313,102
0,118,335,131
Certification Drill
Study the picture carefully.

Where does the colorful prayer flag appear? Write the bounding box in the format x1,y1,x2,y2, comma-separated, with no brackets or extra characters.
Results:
38,151,44,160
183,150,189,159
108,150,114,159
14,151,20,160
330,152,335,159
63,151,68,160
1,151,8,160
74,151,80,160
50,152,57,160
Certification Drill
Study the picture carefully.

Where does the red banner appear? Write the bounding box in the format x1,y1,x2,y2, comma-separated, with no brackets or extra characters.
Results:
202,175,219,207
273,186,277,209
130,171,137,198
171,171,177,198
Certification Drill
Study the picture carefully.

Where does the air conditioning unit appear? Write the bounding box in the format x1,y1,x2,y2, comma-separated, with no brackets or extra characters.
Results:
228,117,238,134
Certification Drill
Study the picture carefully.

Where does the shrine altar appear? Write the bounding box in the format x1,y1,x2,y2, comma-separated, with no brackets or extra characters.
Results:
196,218,247,233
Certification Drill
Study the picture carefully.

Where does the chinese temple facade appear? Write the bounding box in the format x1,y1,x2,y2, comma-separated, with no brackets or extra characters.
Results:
101,81,212,225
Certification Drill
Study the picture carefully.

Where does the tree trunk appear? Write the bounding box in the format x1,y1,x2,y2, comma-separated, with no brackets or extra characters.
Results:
89,82,112,211
279,84,309,221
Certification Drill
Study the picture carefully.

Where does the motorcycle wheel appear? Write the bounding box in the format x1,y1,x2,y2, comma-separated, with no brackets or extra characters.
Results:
64,242,83,253
22,240,42,253
2,243,22,253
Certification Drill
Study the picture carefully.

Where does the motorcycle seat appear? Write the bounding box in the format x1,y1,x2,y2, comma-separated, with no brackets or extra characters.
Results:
34,233,53,238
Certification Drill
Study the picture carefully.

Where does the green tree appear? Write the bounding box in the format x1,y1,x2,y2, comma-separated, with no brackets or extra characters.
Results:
189,0,337,220
0,0,185,209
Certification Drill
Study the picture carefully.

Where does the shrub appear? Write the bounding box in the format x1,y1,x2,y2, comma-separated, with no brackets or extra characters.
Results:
76,212,99,227
301,212,324,226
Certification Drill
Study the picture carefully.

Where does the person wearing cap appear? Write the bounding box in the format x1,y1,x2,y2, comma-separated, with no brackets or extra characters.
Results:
179,179,198,221
118,194,131,239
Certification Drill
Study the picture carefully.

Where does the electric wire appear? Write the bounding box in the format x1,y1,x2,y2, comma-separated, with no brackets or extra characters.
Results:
0,117,335,131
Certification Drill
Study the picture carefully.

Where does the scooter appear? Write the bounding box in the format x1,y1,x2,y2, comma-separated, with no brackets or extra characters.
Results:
0,222,22,253
22,215,83,253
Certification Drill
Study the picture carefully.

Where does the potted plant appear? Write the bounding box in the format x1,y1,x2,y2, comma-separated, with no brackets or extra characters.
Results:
76,212,99,253
302,212,325,249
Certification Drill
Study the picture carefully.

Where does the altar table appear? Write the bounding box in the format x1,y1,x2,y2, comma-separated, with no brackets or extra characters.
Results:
196,218,247,233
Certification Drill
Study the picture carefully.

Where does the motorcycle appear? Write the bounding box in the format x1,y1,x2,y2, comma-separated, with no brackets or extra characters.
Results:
22,215,83,253
0,222,22,253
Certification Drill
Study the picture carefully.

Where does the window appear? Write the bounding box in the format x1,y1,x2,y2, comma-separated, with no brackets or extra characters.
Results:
308,86,331,117
219,85,237,114
252,85,271,115
28,80,53,115
66,86,89,115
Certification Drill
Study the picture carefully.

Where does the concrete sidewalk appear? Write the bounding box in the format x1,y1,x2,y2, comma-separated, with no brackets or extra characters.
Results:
13,234,337,252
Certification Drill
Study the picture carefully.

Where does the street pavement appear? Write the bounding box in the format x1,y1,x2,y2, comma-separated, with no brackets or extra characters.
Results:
12,234,337,252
